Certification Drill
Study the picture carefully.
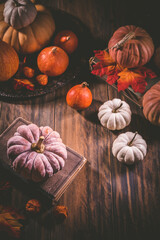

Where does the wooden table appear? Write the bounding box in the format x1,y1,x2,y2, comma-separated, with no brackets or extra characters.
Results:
0,0,160,240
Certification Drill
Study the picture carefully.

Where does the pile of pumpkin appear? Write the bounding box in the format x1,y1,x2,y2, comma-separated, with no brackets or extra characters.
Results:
66,25,160,127
106,25,160,127
0,0,78,88
0,0,160,127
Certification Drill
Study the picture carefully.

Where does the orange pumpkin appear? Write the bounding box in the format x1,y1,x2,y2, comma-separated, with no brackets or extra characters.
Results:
108,25,154,68
37,46,69,77
53,30,78,54
142,82,160,126
66,82,92,110
0,40,19,81
0,4,55,54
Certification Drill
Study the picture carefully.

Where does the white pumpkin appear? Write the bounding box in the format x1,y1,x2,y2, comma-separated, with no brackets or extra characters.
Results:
98,98,131,130
112,131,147,165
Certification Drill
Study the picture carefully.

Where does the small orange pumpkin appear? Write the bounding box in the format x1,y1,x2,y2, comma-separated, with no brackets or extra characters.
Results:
108,25,154,68
53,30,78,54
37,46,69,77
66,82,92,110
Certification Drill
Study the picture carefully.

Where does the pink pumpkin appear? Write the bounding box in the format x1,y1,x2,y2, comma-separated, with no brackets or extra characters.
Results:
7,124,67,183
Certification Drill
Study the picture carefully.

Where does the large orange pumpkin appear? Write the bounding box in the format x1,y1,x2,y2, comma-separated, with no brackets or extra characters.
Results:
142,82,160,126
108,25,154,68
0,3,55,54
0,40,19,81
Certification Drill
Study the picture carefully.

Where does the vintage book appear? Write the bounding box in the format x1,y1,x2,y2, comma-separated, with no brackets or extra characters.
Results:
0,117,87,205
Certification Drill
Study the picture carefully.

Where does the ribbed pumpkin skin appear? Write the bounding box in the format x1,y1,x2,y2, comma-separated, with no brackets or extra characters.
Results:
142,82,160,126
0,40,19,81
108,25,154,68
7,124,67,183
0,4,55,54
3,0,37,30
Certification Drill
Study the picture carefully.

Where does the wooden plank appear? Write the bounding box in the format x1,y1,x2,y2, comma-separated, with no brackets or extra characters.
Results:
108,85,160,240
0,1,160,240
53,77,113,240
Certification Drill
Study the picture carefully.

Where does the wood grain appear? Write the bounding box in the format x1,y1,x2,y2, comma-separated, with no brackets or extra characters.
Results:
0,0,160,240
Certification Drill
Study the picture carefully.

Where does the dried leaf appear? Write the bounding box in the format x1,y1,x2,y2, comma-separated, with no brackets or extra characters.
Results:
25,199,41,214
117,68,146,93
52,205,68,224
91,50,157,93
131,77,147,93
107,74,119,85
91,63,110,77
0,205,25,238
91,63,122,78
134,66,157,79
94,50,115,66
14,78,34,91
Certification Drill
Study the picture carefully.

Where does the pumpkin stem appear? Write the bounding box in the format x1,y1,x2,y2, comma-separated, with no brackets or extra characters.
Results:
112,102,123,113
105,31,136,52
81,82,89,88
31,136,45,153
51,47,57,53
13,0,24,7
128,132,138,146
60,36,70,43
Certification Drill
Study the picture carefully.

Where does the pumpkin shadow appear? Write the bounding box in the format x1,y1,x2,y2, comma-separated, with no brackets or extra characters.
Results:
77,99,103,125
128,113,160,142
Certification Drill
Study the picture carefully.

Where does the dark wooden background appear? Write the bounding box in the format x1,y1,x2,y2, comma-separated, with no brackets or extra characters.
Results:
0,0,160,240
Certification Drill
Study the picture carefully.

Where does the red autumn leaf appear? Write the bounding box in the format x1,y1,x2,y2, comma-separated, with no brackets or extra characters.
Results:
14,78,34,91
131,78,147,93
94,50,115,66
117,68,147,93
107,74,119,85
91,64,110,77
91,50,157,93
135,66,157,79
0,205,25,238
91,62,103,70
91,63,122,78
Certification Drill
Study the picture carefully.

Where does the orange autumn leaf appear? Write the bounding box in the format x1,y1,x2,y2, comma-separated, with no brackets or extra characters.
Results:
117,68,147,93
14,78,34,91
94,50,115,66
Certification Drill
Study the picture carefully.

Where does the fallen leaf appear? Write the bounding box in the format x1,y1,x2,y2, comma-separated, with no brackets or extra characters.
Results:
53,205,68,224
131,77,147,93
94,50,115,66
117,68,146,93
91,64,110,77
25,199,41,214
14,78,34,91
91,50,156,93
134,66,157,79
107,74,119,85
0,205,25,238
